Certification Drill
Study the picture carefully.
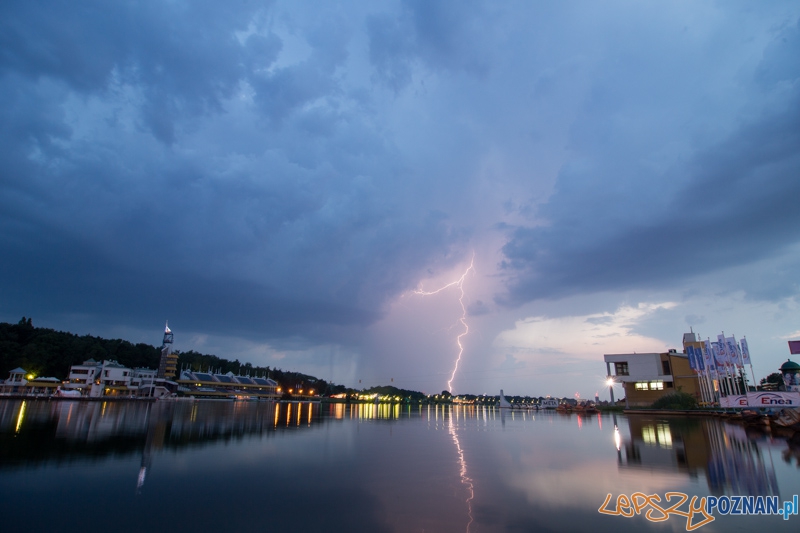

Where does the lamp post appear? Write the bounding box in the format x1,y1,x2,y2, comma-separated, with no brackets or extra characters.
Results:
605,361,616,403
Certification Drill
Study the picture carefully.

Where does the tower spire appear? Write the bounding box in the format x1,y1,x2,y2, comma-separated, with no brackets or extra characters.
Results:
157,321,177,380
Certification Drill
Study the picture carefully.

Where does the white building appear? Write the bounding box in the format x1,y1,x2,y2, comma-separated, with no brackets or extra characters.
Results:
1,368,62,396
604,349,699,407
65,359,102,392
66,359,140,397
0,367,28,394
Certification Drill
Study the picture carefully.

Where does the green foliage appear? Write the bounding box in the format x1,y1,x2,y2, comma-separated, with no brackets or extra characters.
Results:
0,318,159,378
650,392,698,410
365,385,427,401
0,318,346,396
761,372,783,385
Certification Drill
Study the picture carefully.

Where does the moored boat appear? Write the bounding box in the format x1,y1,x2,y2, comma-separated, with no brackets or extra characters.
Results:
772,407,800,432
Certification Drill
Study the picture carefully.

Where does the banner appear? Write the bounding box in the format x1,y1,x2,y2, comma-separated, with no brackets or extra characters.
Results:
686,346,697,374
740,337,752,366
789,340,800,355
716,335,730,365
703,340,716,376
687,345,698,372
712,342,726,368
719,391,800,408
695,345,705,371
717,335,733,367
727,336,743,368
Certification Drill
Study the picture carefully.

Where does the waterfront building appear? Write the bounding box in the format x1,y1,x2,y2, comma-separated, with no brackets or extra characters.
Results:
177,369,279,399
24,377,61,395
65,358,102,392
0,367,28,394
1,368,63,396
63,359,176,398
604,349,699,407
65,359,133,396
130,368,156,388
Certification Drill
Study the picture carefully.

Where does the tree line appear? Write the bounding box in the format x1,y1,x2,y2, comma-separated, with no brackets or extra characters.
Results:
0,317,346,396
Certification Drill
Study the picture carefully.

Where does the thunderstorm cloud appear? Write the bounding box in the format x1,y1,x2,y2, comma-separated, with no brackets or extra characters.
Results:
1,1,798,393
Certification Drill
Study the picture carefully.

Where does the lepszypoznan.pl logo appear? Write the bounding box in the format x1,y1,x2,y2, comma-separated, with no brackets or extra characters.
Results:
599,492,799,530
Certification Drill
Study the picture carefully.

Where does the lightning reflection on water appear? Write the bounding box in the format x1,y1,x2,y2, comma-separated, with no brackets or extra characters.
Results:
449,407,475,532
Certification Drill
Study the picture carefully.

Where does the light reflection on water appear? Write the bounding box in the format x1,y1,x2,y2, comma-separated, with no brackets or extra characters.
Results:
449,409,475,532
1,400,799,532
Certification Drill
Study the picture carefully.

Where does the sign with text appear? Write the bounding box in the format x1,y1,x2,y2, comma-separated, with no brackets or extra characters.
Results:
719,391,800,408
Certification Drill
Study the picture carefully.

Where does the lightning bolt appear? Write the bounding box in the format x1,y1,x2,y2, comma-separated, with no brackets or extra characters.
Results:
414,254,474,393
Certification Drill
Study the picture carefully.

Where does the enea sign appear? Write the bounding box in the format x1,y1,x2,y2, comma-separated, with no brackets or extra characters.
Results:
719,392,800,408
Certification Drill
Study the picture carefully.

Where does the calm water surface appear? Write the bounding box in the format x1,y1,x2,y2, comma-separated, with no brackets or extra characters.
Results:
1,400,799,532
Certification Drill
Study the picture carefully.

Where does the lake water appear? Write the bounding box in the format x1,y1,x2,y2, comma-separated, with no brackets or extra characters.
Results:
1,399,799,532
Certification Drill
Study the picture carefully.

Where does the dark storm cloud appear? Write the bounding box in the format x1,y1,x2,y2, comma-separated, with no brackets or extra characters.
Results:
0,0,463,341
367,0,495,90
0,0,259,143
500,18,800,306
2,0,798,373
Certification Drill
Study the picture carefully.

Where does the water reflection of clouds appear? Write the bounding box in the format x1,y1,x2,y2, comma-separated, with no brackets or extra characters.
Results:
452,411,793,531
4,401,800,532
496,417,689,510
508,460,689,507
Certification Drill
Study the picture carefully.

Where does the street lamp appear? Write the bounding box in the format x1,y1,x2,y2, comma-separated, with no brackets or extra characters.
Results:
606,377,615,403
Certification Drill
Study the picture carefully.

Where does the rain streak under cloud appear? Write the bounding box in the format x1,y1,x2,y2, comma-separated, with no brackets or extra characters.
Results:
1,0,799,397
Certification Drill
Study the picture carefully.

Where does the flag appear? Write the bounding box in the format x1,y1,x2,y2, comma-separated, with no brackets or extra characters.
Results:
789,340,800,355
687,346,698,372
717,335,730,364
740,338,752,365
712,341,726,367
695,345,705,371
703,340,716,375
727,336,743,368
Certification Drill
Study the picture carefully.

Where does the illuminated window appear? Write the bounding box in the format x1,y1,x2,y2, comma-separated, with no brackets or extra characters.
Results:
650,381,663,390
615,362,629,376
642,425,656,444
635,382,648,390
656,424,672,447
642,424,673,447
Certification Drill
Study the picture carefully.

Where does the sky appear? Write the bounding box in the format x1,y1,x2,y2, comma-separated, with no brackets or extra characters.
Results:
2,1,799,398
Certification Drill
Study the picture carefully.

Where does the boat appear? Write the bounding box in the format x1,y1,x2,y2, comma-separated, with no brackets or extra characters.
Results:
772,407,800,432
740,409,772,428
54,386,82,398
574,401,598,414
540,398,558,409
